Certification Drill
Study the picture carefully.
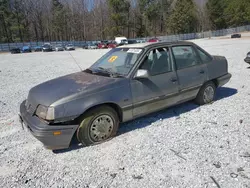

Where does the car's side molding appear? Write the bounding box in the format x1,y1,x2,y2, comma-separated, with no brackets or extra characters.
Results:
179,84,203,93
131,92,178,109
130,84,202,109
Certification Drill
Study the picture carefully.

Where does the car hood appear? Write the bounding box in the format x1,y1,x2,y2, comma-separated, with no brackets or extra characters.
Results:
27,72,122,108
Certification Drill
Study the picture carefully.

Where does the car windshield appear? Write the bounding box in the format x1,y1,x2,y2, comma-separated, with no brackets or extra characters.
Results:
90,48,143,76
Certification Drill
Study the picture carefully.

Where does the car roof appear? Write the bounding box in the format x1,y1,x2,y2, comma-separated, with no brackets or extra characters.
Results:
117,41,195,49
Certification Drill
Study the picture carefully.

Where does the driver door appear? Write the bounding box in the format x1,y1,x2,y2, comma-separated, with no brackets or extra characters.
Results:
130,47,180,118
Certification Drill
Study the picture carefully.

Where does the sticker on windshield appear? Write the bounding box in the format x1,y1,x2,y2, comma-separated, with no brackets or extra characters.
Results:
127,49,142,54
108,56,118,63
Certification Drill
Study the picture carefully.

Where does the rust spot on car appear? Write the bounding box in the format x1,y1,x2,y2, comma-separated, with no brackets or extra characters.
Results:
66,72,101,85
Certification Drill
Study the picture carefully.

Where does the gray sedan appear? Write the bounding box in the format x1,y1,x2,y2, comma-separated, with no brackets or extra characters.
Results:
19,41,231,150
54,45,64,51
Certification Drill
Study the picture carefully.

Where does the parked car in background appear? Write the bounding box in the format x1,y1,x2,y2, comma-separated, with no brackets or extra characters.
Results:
127,39,137,44
137,39,146,43
115,36,127,45
34,46,42,52
244,52,250,64
22,46,32,53
88,43,98,49
107,41,117,48
82,43,89,49
54,44,64,51
10,47,21,54
231,33,241,38
42,44,53,52
148,38,160,42
117,39,128,47
65,44,75,51
19,41,231,150
121,39,128,45
98,41,108,49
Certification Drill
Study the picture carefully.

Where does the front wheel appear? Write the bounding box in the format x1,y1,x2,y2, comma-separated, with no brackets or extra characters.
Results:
77,106,119,146
195,82,216,105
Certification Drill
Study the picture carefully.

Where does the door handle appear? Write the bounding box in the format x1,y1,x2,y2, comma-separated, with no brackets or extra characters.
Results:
200,70,205,74
171,78,177,83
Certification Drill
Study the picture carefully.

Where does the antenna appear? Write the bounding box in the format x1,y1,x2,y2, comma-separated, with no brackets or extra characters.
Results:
68,51,83,71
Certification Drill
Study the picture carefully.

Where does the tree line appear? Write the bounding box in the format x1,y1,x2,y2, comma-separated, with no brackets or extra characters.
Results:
0,0,250,43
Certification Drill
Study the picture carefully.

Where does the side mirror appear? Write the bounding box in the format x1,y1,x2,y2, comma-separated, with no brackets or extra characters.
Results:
134,69,149,79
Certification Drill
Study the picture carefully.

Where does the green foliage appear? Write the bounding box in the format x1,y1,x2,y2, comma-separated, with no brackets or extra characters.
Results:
224,0,250,27
0,0,250,43
0,0,13,42
52,0,66,40
108,0,130,36
167,0,198,34
206,0,227,29
206,0,250,29
0,0,27,42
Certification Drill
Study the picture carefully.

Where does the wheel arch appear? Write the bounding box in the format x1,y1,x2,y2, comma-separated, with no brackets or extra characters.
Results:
69,102,123,146
211,79,219,88
75,102,123,124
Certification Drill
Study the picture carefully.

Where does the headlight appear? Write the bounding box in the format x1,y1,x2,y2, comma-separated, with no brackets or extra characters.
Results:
36,105,55,120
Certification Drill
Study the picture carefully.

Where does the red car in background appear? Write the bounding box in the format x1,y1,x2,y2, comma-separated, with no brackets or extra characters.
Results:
98,42,108,49
148,38,159,42
107,41,117,48
98,40,112,49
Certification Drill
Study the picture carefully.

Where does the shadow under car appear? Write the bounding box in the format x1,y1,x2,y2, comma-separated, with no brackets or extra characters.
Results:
53,87,237,154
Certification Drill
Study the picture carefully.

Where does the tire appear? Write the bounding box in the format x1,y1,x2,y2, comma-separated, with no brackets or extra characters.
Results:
195,81,216,105
77,106,119,146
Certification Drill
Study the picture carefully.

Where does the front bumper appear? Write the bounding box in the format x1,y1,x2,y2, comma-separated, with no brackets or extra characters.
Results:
244,57,250,64
217,73,232,87
19,100,78,150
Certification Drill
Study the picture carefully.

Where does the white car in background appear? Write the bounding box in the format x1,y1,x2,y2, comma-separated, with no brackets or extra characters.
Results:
115,37,128,45
65,44,75,51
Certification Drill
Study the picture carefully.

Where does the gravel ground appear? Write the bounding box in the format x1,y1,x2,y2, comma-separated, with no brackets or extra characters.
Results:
0,39,250,188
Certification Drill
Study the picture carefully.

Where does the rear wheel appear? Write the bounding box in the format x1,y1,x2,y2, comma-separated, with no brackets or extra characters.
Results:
195,81,216,105
77,106,119,146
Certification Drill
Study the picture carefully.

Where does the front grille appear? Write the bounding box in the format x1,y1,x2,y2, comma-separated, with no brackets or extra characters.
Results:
25,99,37,114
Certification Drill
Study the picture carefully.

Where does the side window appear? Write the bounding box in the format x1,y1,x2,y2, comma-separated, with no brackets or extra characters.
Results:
139,47,172,76
172,46,199,70
197,48,212,63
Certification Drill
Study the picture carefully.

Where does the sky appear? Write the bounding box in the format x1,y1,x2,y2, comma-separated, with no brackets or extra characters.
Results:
87,0,94,10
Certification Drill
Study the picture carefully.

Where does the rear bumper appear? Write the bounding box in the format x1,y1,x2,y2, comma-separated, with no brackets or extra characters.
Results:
19,100,78,150
217,73,232,87
244,57,250,64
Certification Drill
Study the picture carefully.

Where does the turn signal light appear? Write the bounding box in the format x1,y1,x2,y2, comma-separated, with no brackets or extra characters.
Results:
53,131,61,136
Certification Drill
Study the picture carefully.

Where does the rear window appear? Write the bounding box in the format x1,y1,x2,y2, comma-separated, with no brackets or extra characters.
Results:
197,48,212,63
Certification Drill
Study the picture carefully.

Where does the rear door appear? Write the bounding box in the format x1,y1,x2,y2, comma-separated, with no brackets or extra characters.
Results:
171,45,208,101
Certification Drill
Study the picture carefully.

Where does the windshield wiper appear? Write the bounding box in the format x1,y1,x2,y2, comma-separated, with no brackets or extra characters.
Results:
84,68,93,74
96,67,124,78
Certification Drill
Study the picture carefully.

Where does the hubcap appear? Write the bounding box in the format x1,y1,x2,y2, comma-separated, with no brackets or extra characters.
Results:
203,86,215,103
89,115,114,142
